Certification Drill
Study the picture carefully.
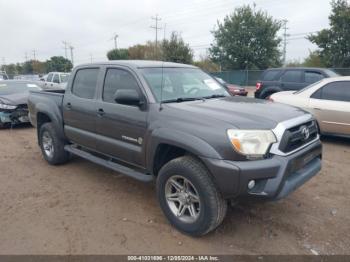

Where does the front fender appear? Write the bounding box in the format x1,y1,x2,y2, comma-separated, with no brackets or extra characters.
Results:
146,127,222,171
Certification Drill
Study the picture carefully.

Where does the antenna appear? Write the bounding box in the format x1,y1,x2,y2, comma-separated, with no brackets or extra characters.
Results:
159,62,165,111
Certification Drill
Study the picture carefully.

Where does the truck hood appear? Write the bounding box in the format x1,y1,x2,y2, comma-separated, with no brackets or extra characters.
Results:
165,96,308,129
0,92,29,106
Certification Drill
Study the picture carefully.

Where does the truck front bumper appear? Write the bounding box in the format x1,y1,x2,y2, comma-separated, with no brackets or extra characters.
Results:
201,140,322,200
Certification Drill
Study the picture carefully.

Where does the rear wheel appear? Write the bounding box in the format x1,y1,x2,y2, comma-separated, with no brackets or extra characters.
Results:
39,123,70,165
156,156,227,236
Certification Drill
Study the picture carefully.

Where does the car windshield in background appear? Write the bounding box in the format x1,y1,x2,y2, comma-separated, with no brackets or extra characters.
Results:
141,68,229,102
60,74,70,83
0,82,41,95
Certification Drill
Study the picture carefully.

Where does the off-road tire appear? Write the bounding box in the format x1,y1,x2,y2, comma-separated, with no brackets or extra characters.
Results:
157,156,227,236
39,123,70,165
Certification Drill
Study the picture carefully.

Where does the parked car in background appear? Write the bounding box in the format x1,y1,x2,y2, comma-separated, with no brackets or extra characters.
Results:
43,72,70,89
28,61,322,236
215,77,248,96
0,80,41,128
270,76,350,137
0,71,9,81
255,67,339,99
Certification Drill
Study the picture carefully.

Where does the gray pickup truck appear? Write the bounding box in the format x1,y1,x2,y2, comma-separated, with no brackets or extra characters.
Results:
28,61,322,236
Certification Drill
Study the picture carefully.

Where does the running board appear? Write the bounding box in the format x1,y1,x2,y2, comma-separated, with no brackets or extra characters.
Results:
64,145,154,182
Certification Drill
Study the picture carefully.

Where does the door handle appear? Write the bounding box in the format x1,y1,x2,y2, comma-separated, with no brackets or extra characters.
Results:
66,102,72,110
97,108,105,117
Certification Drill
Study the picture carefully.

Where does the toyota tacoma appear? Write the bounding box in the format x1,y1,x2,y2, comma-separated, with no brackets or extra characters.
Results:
28,61,322,236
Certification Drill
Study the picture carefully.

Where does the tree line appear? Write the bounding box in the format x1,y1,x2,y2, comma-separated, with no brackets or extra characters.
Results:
1,56,73,76
107,0,349,71
2,0,348,75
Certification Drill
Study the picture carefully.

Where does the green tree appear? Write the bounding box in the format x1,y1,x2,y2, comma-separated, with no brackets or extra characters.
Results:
193,55,220,72
162,32,193,64
128,42,161,60
1,64,18,77
308,0,350,67
46,56,73,72
303,51,326,67
107,48,129,60
209,5,282,70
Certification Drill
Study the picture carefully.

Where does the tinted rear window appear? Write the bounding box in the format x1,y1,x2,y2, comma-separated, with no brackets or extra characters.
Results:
281,70,303,83
262,70,280,81
72,68,99,99
321,81,350,102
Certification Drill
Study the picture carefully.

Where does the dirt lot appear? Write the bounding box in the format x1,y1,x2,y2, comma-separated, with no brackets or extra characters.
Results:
0,126,349,255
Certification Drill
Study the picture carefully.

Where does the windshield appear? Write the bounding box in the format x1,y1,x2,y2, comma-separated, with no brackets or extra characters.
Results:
295,80,324,94
60,74,70,83
0,82,41,95
141,68,229,102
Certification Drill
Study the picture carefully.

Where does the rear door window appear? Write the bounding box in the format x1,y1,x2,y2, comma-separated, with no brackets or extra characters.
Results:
262,70,280,81
320,81,350,102
305,71,324,84
53,74,60,83
72,68,99,99
281,70,303,83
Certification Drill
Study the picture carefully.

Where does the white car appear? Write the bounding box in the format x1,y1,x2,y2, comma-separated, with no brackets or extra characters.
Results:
270,76,350,137
43,72,70,89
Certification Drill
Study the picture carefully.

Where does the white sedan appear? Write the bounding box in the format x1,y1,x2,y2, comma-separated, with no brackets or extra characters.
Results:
270,76,350,137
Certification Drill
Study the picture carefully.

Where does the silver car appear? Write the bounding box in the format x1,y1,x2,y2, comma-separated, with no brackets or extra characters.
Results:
270,76,350,137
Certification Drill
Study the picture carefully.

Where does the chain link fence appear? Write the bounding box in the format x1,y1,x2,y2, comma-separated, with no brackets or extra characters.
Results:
211,68,350,86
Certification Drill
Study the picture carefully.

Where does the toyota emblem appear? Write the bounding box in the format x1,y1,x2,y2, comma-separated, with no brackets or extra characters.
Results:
301,126,310,140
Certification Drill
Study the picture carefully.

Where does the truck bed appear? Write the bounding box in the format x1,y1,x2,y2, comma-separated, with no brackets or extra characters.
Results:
28,89,65,128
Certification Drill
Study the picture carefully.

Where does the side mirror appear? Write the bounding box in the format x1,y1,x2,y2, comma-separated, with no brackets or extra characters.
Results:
114,89,142,106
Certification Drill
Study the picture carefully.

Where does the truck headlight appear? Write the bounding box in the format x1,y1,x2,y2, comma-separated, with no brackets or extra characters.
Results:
0,103,17,110
227,129,277,157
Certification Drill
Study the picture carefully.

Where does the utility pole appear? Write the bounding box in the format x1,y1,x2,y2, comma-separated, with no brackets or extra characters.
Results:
62,41,69,59
112,33,119,49
151,14,162,57
32,50,37,60
163,23,167,41
282,19,289,66
69,45,74,66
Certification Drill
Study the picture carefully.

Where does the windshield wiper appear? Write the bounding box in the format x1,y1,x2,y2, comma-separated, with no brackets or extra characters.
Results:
202,94,227,99
162,97,205,103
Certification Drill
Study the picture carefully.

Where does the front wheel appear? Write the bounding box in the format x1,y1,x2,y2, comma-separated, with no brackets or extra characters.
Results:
156,156,227,236
39,123,70,165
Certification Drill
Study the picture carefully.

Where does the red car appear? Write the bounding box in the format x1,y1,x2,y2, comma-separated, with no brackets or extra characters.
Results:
215,77,248,96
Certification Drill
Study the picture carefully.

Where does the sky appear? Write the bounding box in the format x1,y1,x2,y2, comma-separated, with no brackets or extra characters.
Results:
0,0,332,66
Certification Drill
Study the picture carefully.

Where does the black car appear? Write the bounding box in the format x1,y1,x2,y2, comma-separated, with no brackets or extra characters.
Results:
0,80,41,128
254,67,339,99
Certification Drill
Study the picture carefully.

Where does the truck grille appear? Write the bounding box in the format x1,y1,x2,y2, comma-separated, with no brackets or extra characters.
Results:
278,121,318,153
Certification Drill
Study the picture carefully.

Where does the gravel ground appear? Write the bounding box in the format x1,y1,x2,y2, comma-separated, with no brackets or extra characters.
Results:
0,126,349,255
